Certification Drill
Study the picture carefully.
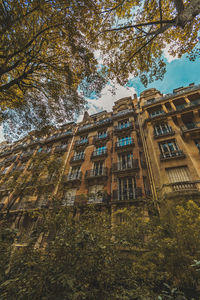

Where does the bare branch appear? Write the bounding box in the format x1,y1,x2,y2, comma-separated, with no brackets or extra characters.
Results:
159,0,163,28
100,19,175,34
125,23,172,64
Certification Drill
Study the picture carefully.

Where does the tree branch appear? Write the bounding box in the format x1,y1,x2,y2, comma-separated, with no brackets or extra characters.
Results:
173,0,185,14
100,19,175,34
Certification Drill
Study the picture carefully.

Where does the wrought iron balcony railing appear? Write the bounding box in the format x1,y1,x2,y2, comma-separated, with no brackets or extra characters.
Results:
115,139,134,150
91,149,107,158
114,122,133,133
160,150,185,160
74,139,89,147
93,133,109,143
112,159,139,172
66,171,82,181
54,144,67,153
113,109,135,119
70,154,85,163
112,187,142,201
181,122,200,133
85,167,108,179
143,84,200,107
154,128,174,138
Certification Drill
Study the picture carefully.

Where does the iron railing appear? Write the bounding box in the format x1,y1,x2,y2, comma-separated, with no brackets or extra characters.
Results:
70,154,85,162
160,150,185,160
85,168,108,178
115,139,134,150
112,187,142,201
112,159,139,171
91,149,107,158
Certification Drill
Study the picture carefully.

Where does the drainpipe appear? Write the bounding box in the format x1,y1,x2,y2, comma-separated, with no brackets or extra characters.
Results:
53,125,79,197
138,113,160,214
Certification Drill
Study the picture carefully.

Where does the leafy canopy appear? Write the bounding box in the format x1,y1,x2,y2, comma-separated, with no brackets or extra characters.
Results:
97,0,200,86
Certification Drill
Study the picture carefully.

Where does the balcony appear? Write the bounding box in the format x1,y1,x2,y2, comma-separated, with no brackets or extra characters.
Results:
171,181,198,192
60,130,73,138
112,159,139,173
91,149,107,160
20,151,34,162
88,196,108,205
114,122,133,135
115,139,135,151
160,150,185,161
78,124,93,133
149,111,166,119
113,109,135,119
94,118,112,129
112,188,143,203
45,133,60,143
93,133,109,144
62,172,82,186
70,154,85,164
154,129,175,139
74,139,89,148
4,155,17,164
0,149,12,158
85,168,108,182
54,144,67,153
181,122,200,137
143,84,200,107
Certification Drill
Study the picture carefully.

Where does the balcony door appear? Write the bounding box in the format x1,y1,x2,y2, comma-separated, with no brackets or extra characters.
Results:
94,161,103,176
118,177,136,201
118,153,133,170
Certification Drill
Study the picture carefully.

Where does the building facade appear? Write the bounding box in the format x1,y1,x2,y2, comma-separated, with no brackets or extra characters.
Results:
0,83,200,225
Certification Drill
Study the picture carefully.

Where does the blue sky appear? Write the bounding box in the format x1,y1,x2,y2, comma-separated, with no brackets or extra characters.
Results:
126,55,200,96
80,51,200,120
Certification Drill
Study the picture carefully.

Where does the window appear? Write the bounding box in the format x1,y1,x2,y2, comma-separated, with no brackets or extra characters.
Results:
38,147,43,153
96,146,106,155
118,177,136,200
74,151,84,159
159,139,180,158
79,136,88,143
118,120,129,129
71,166,80,176
98,131,107,138
88,185,104,203
63,188,77,206
147,98,155,104
118,136,132,146
149,108,164,117
154,123,172,136
166,166,190,183
118,153,133,169
93,161,103,175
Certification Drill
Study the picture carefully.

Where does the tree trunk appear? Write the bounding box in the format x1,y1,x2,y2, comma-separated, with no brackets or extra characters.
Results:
175,0,200,28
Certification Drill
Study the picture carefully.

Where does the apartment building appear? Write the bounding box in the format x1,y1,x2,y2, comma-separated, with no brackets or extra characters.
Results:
0,83,199,224
139,83,200,210
0,95,150,223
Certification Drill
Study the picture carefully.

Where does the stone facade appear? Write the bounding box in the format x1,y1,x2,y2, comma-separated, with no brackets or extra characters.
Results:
0,83,200,221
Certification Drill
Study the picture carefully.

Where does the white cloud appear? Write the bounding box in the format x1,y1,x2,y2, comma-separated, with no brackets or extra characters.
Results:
163,44,178,63
77,82,136,122
88,82,136,111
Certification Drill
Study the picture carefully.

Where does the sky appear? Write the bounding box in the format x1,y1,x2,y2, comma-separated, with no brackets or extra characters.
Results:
80,50,200,121
0,49,199,142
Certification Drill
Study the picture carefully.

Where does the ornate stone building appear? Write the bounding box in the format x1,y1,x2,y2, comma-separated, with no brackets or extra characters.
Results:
139,82,200,210
0,83,200,224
